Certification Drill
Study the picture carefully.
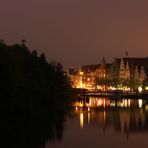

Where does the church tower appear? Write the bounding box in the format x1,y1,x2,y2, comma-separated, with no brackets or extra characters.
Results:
125,61,130,79
139,66,146,82
134,65,139,80
119,58,125,79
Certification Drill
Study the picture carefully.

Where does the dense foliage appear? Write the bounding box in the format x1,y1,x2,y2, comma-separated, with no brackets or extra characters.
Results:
0,41,72,148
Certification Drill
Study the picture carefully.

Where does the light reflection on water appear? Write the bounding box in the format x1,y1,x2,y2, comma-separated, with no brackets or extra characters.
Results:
74,97,146,109
76,108,146,133
46,97,148,148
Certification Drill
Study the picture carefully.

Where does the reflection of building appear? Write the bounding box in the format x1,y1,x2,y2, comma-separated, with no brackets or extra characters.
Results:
119,109,145,135
74,97,145,109
76,110,107,129
74,108,148,135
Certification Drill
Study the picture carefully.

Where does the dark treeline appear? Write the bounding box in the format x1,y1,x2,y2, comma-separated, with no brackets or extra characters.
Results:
0,41,72,148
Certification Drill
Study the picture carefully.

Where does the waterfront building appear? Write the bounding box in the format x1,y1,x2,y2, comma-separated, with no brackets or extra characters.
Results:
113,57,148,82
68,56,148,91
68,57,112,89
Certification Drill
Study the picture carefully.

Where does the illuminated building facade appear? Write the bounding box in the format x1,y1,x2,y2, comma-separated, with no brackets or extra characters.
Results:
112,57,148,81
68,56,148,91
68,57,112,89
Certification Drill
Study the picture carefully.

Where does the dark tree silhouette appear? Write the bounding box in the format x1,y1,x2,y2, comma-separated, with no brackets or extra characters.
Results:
0,41,72,148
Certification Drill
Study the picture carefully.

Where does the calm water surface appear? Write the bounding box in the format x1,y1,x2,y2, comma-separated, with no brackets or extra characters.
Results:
46,98,148,148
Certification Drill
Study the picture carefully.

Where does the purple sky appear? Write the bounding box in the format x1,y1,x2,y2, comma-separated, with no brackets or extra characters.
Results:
1,0,148,68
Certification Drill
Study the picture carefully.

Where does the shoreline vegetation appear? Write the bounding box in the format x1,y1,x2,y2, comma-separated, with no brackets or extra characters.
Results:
0,41,73,148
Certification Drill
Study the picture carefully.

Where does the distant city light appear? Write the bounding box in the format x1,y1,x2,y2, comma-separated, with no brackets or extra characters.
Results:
138,99,143,108
80,112,84,128
88,112,90,124
73,98,145,109
138,87,143,93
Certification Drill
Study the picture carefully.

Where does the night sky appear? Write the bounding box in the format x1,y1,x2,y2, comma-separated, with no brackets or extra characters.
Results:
0,0,148,68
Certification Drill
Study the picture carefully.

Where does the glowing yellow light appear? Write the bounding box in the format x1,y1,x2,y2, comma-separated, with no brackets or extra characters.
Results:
88,112,90,124
97,99,102,106
97,85,101,89
145,86,148,90
88,107,90,112
120,102,124,107
103,99,106,108
124,87,130,91
80,71,83,75
111,87,116,90
128,99,131,107
138,99,143,108
75,107,78,111
138,87,143,93
124,99,128,107
80,112,84,128
79,102,83,107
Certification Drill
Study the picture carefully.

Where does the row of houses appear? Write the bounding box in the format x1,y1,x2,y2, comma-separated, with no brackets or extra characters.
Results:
68,56,148,91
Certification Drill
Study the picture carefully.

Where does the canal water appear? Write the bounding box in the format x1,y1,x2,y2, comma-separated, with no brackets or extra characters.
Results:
46,97,148,148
